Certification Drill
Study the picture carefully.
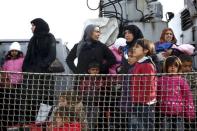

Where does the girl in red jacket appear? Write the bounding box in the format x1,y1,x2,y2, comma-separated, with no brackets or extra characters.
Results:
129,39,157,130
49,106,82,131
157,56,195,131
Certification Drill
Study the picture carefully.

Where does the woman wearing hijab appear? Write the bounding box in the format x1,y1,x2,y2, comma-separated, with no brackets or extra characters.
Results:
21,18,56,123
66,24,116,74
119,24,144,74
22,18,56,72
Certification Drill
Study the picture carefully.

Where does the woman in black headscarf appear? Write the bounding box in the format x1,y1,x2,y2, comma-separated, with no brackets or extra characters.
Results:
66,24,116,74
118,24,144,74
21,18,56,123
116,25,143,130
23,18,56,72
124,25,144,50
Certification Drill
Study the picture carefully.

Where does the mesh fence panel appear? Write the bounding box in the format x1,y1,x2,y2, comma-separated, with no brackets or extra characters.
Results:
0,72,196,131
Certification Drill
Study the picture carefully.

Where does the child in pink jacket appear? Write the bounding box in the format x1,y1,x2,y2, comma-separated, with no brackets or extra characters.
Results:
109,38,126,74
3,42,24,85
1,42,24,129
157,56,195,131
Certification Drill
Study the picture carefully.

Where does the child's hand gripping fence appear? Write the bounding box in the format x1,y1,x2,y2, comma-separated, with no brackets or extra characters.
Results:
0,71,196,130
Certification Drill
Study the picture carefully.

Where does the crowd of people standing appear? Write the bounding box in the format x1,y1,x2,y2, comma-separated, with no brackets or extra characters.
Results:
0,18,196,131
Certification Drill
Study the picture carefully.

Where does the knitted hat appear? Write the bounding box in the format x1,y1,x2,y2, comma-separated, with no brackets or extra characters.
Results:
9,42,21,51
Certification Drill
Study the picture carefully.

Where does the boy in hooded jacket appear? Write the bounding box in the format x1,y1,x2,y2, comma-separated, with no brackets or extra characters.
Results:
79,61,112,130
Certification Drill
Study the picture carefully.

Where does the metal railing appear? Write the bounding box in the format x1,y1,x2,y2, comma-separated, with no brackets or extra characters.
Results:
0,72,196,131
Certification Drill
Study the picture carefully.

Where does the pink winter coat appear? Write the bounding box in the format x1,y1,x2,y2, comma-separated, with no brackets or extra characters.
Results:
157,76,195,120
3,57,24,84
108,38,126,74
109,47,123,74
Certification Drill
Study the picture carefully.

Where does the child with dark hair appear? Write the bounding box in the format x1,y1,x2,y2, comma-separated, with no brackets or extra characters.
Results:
118,47,137,130
87,61,100,74
179,54,197,130
179,54,197,91
129,38,157,130
79,61,101,130
79,61,112,130
157,56,195,131
179,54,193,71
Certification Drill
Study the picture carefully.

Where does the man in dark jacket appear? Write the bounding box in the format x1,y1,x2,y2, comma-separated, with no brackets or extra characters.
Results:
66,24,116,74
21,18,56,123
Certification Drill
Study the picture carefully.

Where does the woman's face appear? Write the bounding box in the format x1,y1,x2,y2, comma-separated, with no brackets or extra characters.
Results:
10,50,19,58
164,30,173,42
124,30,134,42
31,23,36,33
91,27,100,41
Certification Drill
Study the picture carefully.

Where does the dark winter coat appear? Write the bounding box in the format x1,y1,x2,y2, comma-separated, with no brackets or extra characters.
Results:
66,24,116,74
22,18,56,73
66,41,116,74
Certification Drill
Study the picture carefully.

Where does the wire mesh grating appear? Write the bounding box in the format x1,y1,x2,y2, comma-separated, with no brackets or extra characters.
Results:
0,72,196,131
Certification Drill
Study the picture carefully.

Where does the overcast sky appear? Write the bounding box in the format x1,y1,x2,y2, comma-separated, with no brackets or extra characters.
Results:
0,0,184,49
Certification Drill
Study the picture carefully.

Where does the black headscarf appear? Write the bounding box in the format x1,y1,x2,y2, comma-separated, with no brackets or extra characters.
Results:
124,24,143,47
22,18,56,73
76,24,98,57
31,18,50,36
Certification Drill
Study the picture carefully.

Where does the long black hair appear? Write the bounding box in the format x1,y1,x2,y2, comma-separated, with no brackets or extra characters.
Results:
5,50,24,61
